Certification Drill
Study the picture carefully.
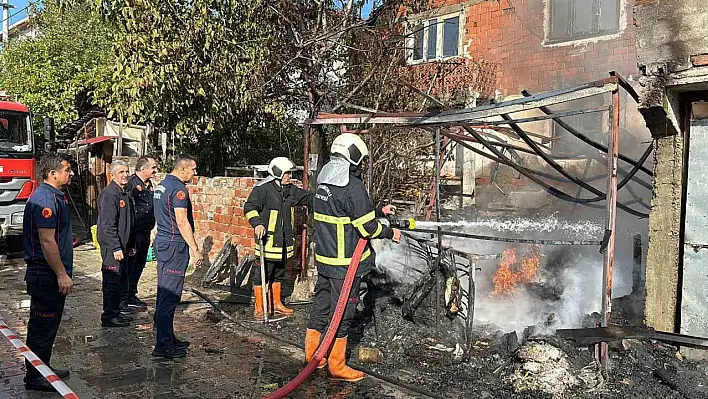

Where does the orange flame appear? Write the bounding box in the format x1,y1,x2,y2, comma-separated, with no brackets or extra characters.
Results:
492,247,540,297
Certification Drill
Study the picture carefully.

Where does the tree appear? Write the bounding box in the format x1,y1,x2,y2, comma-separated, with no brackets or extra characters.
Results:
0,1,115,126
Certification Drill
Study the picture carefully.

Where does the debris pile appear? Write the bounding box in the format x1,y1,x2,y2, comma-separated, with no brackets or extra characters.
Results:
508,341,581,397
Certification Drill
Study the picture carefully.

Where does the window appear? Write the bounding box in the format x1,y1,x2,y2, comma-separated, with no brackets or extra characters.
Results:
408,13,462,64
548,0,620,43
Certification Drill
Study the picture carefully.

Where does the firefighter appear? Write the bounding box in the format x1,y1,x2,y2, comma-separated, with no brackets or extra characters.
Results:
97,160,135,328
152,154,203,358
121,156,158,311
22,153,74,391
305,133,401,382
244,157,313,319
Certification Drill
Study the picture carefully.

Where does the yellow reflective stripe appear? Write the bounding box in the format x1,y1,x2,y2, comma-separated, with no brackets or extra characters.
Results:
246,210,260,220
355,224,371,238
337,224,345,258
315,250,371,266
268,210,278,232
351,211,375,227
371,223,383,238
314,212,351,224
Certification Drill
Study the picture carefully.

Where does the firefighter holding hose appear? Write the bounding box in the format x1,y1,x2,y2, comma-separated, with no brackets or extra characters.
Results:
305,133,401,382
245,157,313,319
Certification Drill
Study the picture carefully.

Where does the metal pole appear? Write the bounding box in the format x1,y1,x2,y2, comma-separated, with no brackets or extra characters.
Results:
435,127,442,325
259,240,269,323
300,126,310,280
1,0,9,45
632,234,643,295
368,130,374,201
466,258,476,350
598,89,620,369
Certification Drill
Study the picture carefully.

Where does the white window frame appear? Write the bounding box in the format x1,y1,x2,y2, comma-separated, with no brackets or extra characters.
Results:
406,10,465,65
543,0,626,47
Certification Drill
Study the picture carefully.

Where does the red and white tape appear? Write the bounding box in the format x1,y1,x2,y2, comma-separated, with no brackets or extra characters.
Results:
0,317,79,399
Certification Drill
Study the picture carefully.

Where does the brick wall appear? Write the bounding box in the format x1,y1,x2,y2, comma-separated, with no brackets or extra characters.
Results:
458,0,639,94
153,175,305,263
412,0,649,187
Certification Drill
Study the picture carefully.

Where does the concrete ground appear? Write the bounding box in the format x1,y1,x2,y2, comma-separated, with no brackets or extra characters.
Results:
0,246,419,399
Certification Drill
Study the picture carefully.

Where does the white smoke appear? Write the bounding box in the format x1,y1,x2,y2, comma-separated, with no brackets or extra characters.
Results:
373,232,634,338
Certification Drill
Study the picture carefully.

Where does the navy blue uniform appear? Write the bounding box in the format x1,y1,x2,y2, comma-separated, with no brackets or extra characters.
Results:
153,175,193,350
122,174,155,304
22,182,72,379
97,180,135,323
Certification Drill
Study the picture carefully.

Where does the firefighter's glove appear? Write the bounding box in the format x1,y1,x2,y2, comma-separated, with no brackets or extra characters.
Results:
392,228,402,244
382,205,397,215
254,225,266,240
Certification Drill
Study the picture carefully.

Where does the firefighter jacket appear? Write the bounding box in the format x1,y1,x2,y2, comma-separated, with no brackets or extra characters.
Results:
127,174,155,232
97,180,135,253
244,178,313,261
313,159,393,279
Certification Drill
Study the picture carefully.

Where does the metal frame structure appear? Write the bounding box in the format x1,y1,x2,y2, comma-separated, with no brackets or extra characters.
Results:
302,72,648,368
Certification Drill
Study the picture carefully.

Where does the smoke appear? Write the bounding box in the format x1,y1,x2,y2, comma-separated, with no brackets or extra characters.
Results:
373,226,635,338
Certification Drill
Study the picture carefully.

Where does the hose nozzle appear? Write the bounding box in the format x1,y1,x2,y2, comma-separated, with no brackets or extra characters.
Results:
389,218,416,230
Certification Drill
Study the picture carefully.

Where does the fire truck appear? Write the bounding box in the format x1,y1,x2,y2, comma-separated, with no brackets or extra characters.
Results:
0,98,40,244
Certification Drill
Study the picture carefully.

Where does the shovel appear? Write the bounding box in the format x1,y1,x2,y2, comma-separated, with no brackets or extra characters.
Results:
259,239,269,323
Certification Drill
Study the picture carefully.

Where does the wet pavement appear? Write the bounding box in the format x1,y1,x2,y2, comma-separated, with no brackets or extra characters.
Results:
0,247,420,399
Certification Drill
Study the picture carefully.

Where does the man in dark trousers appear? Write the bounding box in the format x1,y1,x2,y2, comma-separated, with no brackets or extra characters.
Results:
305,133,401,382
22,153,74,391
121,156,158,311
244,157,313,319
98,159,135,327
152,154,203,358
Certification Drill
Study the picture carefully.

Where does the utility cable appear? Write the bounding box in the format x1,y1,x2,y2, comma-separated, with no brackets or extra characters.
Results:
457,123,648,217
521,89,653,177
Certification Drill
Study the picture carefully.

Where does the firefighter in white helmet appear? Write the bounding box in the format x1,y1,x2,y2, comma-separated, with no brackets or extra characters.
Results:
244,157,313,319
304,133,401,382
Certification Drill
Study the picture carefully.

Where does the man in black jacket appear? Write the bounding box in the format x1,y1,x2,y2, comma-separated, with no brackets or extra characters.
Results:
305,133,401,382
98,159,135,327
244,157,313,319
121,156,158,311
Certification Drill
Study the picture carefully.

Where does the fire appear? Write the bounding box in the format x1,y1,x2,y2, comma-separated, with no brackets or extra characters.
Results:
492,247,540,297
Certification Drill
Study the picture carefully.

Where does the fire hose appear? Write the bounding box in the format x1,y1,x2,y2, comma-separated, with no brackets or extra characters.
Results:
262,238,368,399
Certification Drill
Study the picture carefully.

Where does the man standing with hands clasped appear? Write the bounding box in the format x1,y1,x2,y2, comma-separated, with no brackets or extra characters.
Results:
97,159,135,328
152,154,203,358
22,153,74,392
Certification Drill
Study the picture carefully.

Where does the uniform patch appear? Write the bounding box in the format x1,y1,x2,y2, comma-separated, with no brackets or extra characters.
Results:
137,184,143,191
176,191,186,200
119,200,126,208
41,208,53,218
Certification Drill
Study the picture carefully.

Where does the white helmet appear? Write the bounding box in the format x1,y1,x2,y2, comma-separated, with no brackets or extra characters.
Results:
268,157,295,179
331,133,368,166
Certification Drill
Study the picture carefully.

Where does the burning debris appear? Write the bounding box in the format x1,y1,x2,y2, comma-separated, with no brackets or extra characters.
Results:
492,247,540,297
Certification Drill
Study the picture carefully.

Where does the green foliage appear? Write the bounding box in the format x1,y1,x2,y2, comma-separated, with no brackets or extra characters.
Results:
0,1,115,126
103,0,286,137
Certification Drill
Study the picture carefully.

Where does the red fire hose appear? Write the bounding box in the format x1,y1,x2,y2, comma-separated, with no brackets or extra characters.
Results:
263,238,368,399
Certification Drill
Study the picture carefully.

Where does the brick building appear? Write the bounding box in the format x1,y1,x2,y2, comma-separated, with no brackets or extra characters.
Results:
403,0,650,199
